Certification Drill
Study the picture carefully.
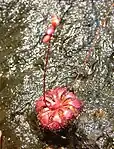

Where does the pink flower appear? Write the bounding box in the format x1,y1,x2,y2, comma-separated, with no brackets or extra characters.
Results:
42,35,51,43
46,26,55,35
35,87,83,130
51,15,61,28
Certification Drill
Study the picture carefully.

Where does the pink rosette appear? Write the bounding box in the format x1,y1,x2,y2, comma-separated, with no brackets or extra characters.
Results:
35,87,83,130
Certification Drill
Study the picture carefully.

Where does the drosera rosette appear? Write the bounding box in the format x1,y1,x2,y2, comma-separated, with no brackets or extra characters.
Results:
35,15,84,131
35,87,83,131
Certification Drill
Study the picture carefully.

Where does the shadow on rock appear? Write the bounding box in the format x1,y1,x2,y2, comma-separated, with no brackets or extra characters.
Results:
27,111,100,149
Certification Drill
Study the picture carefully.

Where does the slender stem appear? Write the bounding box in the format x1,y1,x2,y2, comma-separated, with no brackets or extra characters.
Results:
84,27,100,65
84,48,94,65
43,42,50,104
84,3,113,65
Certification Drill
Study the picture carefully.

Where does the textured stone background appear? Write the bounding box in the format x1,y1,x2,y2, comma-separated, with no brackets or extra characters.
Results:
0,0,114,148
